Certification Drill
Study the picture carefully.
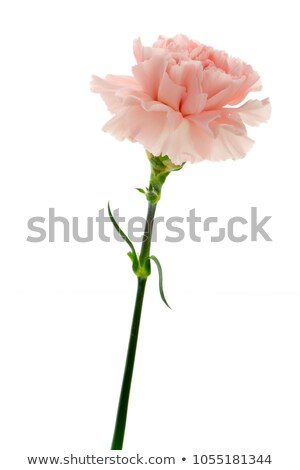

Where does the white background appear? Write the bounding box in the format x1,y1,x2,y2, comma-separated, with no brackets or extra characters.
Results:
1,0,300,468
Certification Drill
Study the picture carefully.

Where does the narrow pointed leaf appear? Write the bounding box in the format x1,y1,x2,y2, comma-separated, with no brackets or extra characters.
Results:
135,187,146,195
149,255,171,309
108,202,138,263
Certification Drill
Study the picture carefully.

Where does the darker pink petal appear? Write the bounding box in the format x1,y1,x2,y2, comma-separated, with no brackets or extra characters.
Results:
132,55,167,100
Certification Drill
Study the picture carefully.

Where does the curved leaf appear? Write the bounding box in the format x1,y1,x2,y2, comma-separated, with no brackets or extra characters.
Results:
108,202,138,266
149,255,171,309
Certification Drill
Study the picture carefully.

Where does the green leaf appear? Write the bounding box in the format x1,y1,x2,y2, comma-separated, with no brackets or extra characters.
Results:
127,251,139,272
108,202,138,268
149,255,171,309
135,187,146,195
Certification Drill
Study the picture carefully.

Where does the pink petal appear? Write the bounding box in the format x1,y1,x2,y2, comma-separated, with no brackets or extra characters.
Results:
103,106,172,156
191,109,253,161
235,98,271,126
208,126,254,161
157,71,185,111
169,61,207,115
133,37,167,63
159,119,200,164
141,100,183,128
90,74,140,112
203,68,246,109
132,55,167,99
228,71,262,105
90,75,122,112
208,114,254,160
133,38,143,63
180,63,207,115
187,110,221,136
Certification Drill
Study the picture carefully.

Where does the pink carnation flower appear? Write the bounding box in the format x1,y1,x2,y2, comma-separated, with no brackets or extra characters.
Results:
91,34,271,164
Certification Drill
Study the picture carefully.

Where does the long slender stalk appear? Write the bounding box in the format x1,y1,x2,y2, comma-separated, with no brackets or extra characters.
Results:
111,202,157,450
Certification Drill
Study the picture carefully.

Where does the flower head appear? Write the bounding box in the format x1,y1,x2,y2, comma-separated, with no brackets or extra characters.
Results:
91,34,270,164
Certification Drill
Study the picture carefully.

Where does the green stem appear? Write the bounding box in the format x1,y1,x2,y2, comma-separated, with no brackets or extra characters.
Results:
139,202,157,270
110,153,183,449
111,202,157,450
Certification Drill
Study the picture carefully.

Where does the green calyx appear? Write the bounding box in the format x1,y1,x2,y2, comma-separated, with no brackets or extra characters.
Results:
144,151,185,203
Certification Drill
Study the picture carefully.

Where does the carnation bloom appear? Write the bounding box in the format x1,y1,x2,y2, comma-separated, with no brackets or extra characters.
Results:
91,34,270,164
